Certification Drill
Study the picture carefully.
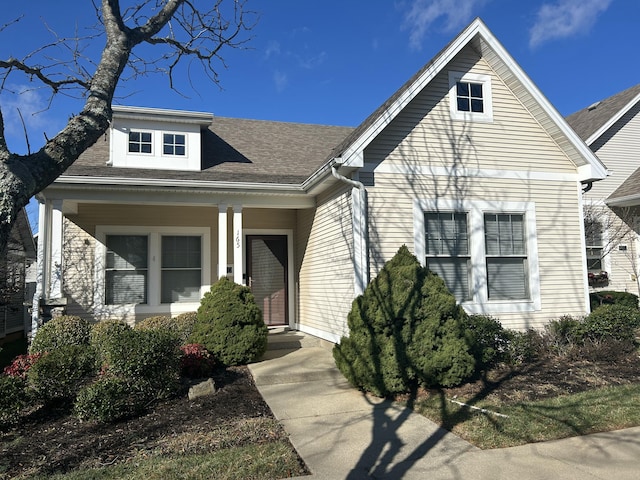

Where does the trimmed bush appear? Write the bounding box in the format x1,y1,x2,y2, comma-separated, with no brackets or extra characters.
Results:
191,277,268,366
90,320,131,366
101,328,182,400
30,315,91,354
590,290,639,311
27,345,97,401
0,375,28,427
135,313,198,345
74,376,143,423
463,315,508,370
180,343,216,378
333,246,475,397
134,315,173,332
583,304,640,344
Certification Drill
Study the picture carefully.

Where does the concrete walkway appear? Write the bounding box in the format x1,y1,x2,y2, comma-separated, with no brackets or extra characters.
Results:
249,330,640,479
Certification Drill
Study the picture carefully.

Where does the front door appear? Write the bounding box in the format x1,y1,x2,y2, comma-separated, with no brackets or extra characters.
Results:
246,235,288,326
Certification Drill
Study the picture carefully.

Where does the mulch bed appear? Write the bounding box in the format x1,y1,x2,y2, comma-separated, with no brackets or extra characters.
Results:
0,366,307,479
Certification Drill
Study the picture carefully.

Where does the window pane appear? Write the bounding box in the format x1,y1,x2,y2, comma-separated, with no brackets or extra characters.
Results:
162,236,201,268
141,132,152,142
456,82,469,96
106,271,147,304
487,258,527,300
106,235,148,269
105,235,148,305
457,98,470,111
161,270,201,303
141,144,152,154
428,258,470,301
129,132,140,142
470,83,483,98
471,99,484,112
175,145,185,155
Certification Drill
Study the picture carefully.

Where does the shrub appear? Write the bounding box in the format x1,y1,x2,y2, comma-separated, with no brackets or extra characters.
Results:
502,329,544,366
583,304,640,344
3,353,45,379
590,290,639,311
180,343,216,378
75,376,143,423
191,277,268,366
333,246,475,397
0,375,28,427
173,312,199,344
90,320,131,366
30,315,91,354
463,315,508,370
27,345,97,401
135,315,173,332
101,328,181,401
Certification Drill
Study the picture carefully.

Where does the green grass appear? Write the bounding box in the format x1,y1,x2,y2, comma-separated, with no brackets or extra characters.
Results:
24,441,303,480
414,383,640,449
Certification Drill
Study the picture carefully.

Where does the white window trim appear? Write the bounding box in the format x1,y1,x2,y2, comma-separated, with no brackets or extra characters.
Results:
128,130,154,155
94,226,211,320
448,71,494,123
161,131,188,157
414,198,541,314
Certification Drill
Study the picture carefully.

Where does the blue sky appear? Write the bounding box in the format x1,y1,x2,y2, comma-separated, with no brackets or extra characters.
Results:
0,0,637,230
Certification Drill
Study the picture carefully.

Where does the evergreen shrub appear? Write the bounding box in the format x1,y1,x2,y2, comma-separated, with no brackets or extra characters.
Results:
463,315,508,370
90,320,131,366
0,375,28,427
590,290,639,311
191,277,267,366
502,329,544,366
27,345,97,401
583,304,640,344
333,246,475,397
30,315,91,354
74,376,142,423
173,312,199,344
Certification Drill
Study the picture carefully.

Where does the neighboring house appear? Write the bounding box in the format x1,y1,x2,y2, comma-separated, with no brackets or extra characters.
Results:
32,18,606,342
566,84,640,296
1,208,36,341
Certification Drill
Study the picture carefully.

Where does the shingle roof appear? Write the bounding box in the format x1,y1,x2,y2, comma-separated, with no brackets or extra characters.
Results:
566,83,640,142
607,166,640,204
64,117,354,185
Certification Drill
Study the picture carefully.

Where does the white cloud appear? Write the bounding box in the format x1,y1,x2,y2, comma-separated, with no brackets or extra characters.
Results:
264,40,281,60
529,0,612,48
402,0,488,50
0,85,62,154
273,70,288,93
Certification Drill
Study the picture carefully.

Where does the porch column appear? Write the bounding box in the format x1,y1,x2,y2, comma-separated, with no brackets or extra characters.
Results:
218,204,228,279
31,199,48,334
232,205,244,285
49,200,64,299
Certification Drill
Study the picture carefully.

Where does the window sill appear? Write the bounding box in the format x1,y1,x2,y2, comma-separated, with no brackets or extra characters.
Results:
460,299,541,315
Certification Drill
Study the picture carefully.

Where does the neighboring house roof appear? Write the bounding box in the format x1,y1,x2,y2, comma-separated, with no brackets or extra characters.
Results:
607,166,640,207
566,83,640,145
65,117,354,186
10,209,36,261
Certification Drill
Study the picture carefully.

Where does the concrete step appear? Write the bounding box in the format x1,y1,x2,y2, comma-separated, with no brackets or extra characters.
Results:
265,328,324,351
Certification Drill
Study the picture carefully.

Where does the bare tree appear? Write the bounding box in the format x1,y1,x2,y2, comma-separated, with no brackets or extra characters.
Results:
0,0,255,254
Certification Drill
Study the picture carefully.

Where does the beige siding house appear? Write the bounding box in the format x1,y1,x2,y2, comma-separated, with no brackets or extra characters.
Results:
33,19,606,341
567,84,640,297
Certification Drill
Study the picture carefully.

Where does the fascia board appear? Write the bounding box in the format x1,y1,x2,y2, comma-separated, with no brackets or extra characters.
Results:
585,93,640,146
112,105,213,125
605,193,640,208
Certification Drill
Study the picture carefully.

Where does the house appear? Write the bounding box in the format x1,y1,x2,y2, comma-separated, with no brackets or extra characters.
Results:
32,18,607,342
566,84,640,296
1,208,36,341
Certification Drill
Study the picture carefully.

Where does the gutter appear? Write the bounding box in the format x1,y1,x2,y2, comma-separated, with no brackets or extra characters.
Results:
331,162,369,296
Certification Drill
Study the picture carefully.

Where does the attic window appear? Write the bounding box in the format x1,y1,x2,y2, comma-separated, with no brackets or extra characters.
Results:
163,133,186,156
128,131,152,154
449,71,493,123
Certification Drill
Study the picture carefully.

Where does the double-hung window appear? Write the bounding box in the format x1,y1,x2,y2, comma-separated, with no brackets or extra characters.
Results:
161,236,201,303
425,212,471,301
584,219,604,272
415,199,540,314
484,214,528,300
105,235,148,304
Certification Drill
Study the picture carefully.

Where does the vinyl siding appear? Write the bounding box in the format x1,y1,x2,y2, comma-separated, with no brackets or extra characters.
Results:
296,183,354,340
361,45,588,330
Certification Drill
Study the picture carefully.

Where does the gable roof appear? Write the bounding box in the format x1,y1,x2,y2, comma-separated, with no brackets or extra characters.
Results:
566,83,640,145
320,18,607,184
607,166,640,206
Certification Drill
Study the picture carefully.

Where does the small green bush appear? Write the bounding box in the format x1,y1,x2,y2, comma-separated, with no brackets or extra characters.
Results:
101,328,181,400
30,315,91,354
583,304,640,344
173,312,199,344
191,277,268,366
502,329,544,366
75,376,143,423
135,315,173,332
462,315,508,370
0,375,28,427
90,320,131,366
27,345,97,401
590,290,639,311
333,246,475,397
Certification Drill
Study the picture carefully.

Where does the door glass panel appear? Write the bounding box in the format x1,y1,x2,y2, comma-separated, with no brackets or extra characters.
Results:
248,236,287,326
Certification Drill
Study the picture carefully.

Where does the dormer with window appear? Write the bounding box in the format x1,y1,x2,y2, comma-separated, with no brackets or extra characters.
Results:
109,106,213,171
448,71,493,123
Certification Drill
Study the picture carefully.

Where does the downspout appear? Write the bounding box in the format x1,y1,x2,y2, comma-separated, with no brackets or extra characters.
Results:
331,163,369,296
